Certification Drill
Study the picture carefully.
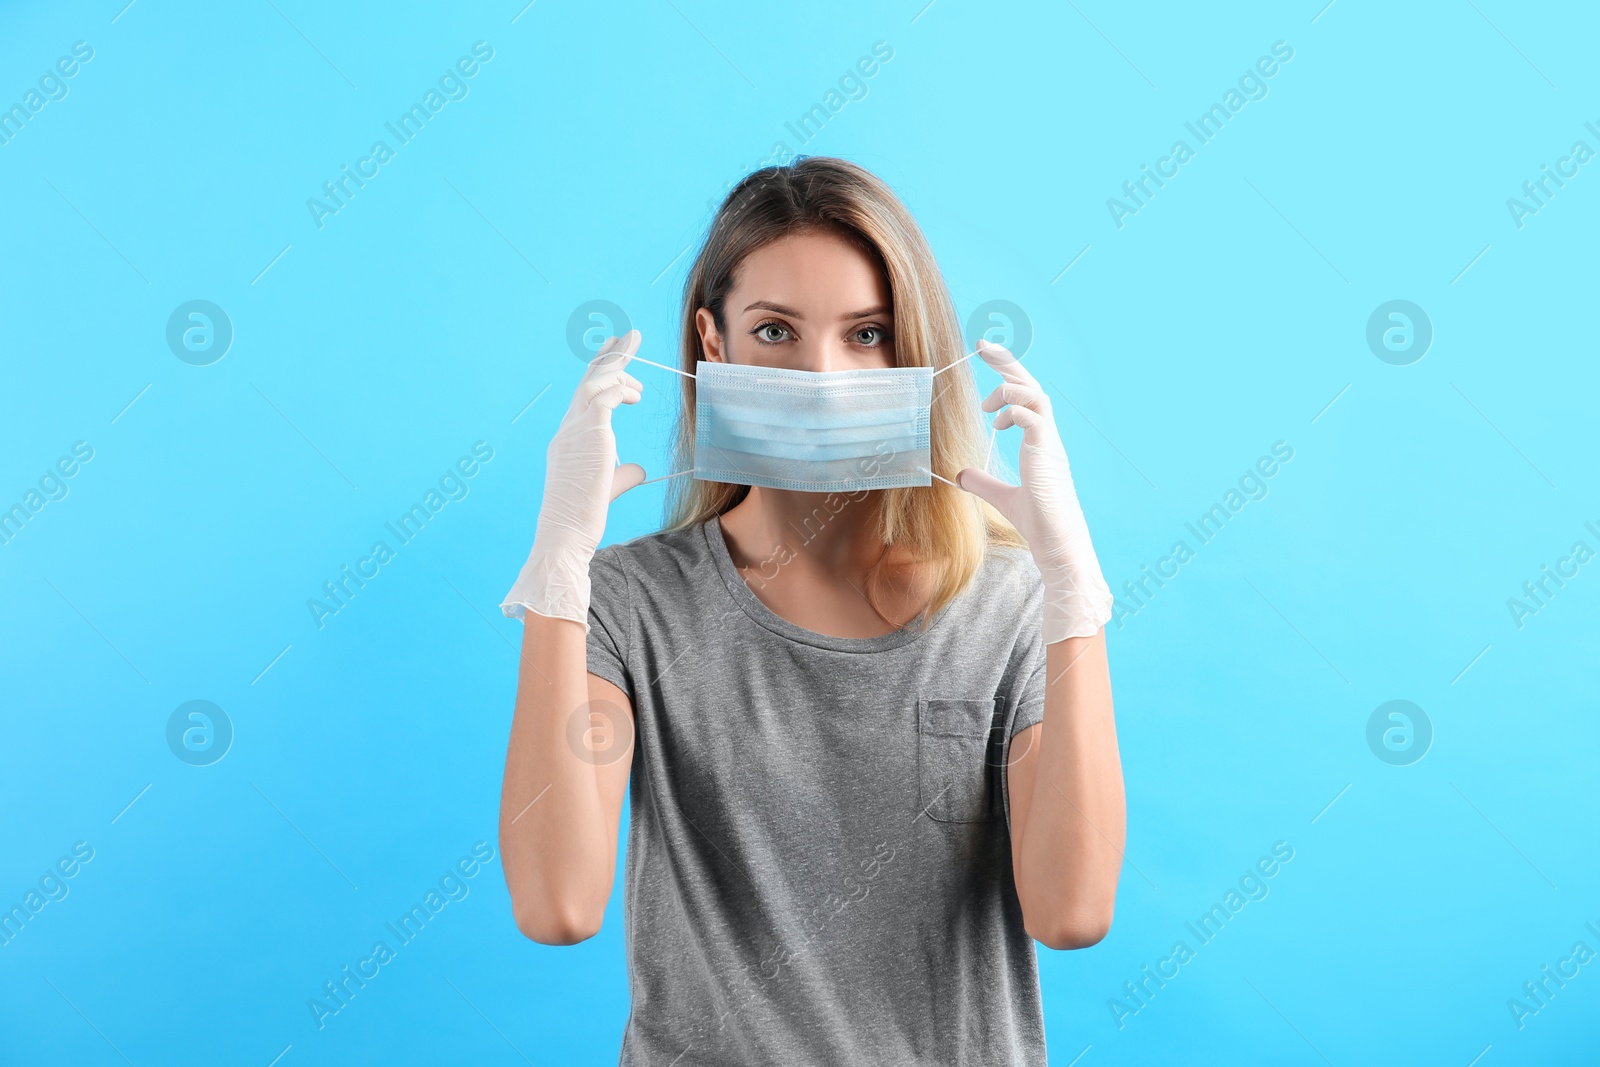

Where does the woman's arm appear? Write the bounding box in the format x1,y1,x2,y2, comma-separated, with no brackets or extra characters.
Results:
499,613,634,944
1006,630,1123,949
954,338,1123,950
496,331,646,945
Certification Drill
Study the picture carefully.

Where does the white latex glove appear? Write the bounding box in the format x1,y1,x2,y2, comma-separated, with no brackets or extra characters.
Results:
500,330,648,630
955,339,1113,644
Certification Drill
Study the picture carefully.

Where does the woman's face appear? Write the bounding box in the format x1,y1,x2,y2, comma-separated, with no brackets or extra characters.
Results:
696,229,896,372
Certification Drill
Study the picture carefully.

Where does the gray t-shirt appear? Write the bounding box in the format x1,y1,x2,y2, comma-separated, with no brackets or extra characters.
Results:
586,515,1049,1066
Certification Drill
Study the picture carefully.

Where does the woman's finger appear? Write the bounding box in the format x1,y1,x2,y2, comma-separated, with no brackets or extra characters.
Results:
588,380,643,413
565,337,636,417
954,466,1017,513
575,364,643,409
581,332,641,383
981,381,1051,416
592,330,641,367
610,462,646,501
976,339,1041,390
992,401,1050,445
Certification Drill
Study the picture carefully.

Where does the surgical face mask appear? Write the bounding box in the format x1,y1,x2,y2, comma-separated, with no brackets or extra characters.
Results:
630,352,979,493
695,360,932,491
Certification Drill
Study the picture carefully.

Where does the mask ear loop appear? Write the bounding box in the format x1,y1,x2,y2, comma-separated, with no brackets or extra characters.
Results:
620,355,699,486
924,347,1000,487
931,347,983,377
623,354,803,486
919,467,961,488
620,354,697,379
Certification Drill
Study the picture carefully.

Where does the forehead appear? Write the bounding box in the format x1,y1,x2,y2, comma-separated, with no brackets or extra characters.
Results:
730,229,891,313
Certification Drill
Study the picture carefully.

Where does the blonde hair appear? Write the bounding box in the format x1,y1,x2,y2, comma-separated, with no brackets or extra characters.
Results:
662,156,1025,628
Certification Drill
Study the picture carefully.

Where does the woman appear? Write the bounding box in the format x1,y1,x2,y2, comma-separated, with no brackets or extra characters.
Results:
498,156,1125,1065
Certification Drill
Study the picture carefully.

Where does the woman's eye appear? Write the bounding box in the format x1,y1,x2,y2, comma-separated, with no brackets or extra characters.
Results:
853,326,889,346
751,322,791,344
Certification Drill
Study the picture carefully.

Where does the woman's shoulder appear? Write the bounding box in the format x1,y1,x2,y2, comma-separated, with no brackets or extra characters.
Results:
971,541,1045,610
592,520,711,575
980,540,1043,579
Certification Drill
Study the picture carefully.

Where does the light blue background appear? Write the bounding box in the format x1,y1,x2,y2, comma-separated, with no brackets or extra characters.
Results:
3,1,1596,1064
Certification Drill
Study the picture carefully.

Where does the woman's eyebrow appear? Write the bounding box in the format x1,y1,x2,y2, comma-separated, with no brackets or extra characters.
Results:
741,300,893,320
743,300,803,317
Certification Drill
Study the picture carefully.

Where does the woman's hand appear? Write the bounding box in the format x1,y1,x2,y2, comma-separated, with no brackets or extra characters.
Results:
501,330,648,628
955,339,1113,643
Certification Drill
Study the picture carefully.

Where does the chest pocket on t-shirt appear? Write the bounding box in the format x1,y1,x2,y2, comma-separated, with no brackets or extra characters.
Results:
917,697,1003,823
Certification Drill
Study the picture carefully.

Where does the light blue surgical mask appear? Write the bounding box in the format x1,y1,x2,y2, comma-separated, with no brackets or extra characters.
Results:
628,351,982,493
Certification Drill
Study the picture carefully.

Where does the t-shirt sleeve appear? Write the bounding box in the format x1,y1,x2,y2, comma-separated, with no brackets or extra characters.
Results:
585,546,634,697
1008,553,1048,740
1000,551,1048,837
1011,654,1047,739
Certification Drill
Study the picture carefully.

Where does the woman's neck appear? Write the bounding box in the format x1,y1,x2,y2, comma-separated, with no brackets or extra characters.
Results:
717,487,934,635
719,487,882,571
